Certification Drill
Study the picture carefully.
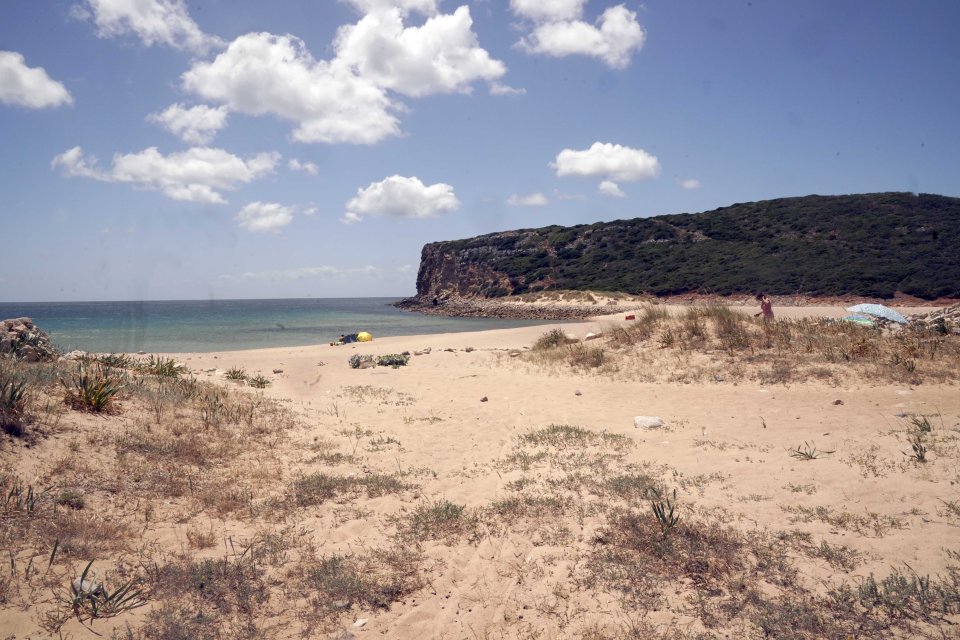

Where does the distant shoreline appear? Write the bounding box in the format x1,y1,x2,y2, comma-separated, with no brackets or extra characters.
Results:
395,292,960,321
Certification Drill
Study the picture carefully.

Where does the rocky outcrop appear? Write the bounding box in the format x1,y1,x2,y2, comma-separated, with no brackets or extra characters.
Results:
412,236,524,302
909,304,960,334
394,295,638,320
1,318,58,362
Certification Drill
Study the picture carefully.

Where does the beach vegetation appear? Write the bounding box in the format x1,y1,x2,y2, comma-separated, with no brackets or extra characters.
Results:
904,434,928,463
138,355,186,378
649,487,680,537
61,362,125,412
375,353,409,367
519,309,960,386
789,441,833,460
0,365,30,437
224,367,247,381
66,560,148,627
94,353,136,369
248,374,270,388
348,353,373,369
534,328,567,350
398,499,482,543
291,472,413,507
297,545,423,627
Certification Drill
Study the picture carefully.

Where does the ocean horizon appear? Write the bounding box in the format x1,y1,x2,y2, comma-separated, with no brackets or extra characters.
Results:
0,297,555,354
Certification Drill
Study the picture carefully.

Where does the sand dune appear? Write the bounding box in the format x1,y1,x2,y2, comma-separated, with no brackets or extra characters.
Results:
2,302,958,638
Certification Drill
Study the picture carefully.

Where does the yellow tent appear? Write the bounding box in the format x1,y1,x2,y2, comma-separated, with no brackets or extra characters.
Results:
356,331,373,342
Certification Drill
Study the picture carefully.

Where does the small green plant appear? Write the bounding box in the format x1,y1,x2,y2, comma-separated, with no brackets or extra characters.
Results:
61,363,125,413
3,477,46,513
649,487,680,537
789,441,833,460
94,353,135,369
0,372,29,436
909,415,933,433
403,499,470,541
249,374,270,388
140,355,186,377
904,434,928,463
55,490,85,510
224,367,247,381
375,353,410,368
68,560,148,626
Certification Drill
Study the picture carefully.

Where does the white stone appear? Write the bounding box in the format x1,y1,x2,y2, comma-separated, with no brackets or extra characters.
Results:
353,618,368,628
633,416,665,429
584,332,602,341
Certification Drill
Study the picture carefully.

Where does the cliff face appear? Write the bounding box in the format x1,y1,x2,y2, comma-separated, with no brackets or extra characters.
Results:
414,241,518,301
407,192,960,302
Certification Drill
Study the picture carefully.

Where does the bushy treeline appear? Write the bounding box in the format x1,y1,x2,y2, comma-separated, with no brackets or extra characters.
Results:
425,192,959,299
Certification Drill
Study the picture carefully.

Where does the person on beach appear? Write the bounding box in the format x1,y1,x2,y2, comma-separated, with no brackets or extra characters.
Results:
754,294,774,320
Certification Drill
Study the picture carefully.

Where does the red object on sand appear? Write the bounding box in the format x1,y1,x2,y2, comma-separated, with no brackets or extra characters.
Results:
625,314,636,320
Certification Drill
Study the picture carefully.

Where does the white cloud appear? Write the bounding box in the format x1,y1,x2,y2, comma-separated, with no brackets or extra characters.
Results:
181,4,509,144
553,142,660,182
507,192,548,207
74,0,222,53
288,159,320,175
340,212,364,225
52,145,280,204
396,264,416,274
236,201,294,233
234,264,382,280
334,6,506,97
679,178,701,190
598,180,625,197
0,51,73,109
147,103,228,144
510,0,586,22
490,82,526,96
182,32,400,145
517,4,645,69
343,0,438,15
346,175,459,219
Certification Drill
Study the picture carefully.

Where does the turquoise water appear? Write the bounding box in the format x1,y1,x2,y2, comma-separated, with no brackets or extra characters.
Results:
0,298,553,353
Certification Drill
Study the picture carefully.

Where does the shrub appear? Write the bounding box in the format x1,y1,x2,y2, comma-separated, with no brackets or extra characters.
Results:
534,328,566,350
348,354,373,369
0,368,29,436
61,363,125,413
139,355,186,378
224,367,247,381
375,354,409,368
248,374,270,389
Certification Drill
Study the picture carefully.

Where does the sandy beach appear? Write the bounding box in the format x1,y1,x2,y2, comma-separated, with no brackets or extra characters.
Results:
2,301,959,638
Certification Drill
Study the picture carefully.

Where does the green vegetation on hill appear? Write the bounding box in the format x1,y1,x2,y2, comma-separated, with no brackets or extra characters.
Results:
422,192,959,299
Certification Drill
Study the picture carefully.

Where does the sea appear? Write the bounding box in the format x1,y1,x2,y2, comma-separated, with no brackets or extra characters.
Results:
0,298,554,354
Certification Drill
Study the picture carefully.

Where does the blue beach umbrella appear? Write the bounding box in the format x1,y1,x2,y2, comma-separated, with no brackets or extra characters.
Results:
845,303,908,324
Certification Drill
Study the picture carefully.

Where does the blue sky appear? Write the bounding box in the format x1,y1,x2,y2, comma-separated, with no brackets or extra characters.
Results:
1,0,958,302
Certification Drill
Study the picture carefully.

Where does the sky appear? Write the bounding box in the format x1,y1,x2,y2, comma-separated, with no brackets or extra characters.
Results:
1,1,958,302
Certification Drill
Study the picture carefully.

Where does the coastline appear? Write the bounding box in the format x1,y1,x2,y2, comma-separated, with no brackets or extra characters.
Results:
393,291,956,322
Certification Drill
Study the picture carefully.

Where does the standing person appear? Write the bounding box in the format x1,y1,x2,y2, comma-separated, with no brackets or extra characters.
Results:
754,294,774,320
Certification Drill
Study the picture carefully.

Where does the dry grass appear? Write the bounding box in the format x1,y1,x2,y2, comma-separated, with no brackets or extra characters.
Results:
523,305,960,385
